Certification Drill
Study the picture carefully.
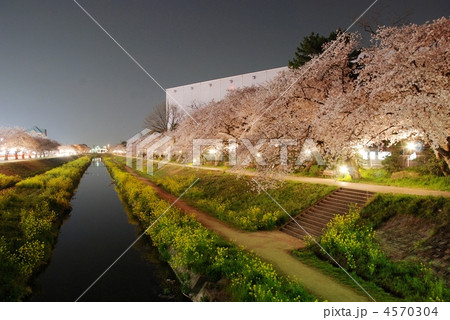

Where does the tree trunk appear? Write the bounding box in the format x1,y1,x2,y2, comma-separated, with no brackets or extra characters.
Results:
346,158,361,179
435,150,449,177
436,144,450,175
305,159,315,172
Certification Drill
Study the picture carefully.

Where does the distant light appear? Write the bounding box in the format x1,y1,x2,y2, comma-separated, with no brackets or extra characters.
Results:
339,165,349,175
407,142,416,151
356,145,366,157
228,144,237,151
179,150,183,154
256,152,261,157
305,149,311,155
209,149,217,154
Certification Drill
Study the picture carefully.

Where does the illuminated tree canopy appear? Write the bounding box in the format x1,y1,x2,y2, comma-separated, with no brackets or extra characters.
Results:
166,18,449,175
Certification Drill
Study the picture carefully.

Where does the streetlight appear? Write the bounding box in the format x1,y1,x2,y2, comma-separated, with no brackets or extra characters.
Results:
406,141,416,167
339,165,349,175
406,142,416,151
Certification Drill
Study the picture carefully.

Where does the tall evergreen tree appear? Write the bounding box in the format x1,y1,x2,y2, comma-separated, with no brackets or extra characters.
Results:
288,31,338,69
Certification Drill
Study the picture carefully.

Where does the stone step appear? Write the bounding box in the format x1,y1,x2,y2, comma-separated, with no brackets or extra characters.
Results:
338,188,375,198
310,205,346,216
294,219,324,234
283,221,322,237
299,215,330,229
321,197,358,208
316,200,350,212
280,187,376,240
302,211,332,224
307,207,337,218
328,193,368,204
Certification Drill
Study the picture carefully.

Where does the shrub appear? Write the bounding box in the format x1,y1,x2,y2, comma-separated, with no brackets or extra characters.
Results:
0,174,20,190
16,175,46,189
382,143,403,173
310,208,448,301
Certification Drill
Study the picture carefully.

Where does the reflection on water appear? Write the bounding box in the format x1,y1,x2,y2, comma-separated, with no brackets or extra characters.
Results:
92,157,102,167
30,159,187,302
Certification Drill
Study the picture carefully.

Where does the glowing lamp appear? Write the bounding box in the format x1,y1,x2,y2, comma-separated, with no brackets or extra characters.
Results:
406,142,416,151
339,166,349,175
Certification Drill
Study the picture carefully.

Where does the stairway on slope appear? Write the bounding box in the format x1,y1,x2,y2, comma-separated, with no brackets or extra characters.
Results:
280,188,375,240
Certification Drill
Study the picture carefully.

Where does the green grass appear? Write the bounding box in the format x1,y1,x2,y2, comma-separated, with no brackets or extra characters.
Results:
348,168,450,191
0,156,79,190
292,249,401,302
138,163,336,231
0,173,20,190
360,193,450,227
0,156,91,301
308,205,449,301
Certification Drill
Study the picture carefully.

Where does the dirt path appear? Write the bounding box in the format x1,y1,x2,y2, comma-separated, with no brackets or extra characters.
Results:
124,166,371,302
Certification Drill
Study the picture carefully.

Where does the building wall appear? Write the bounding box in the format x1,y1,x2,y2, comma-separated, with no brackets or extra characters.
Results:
165,66,288,109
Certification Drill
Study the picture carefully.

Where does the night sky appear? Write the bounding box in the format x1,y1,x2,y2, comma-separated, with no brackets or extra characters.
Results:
1,1,448,146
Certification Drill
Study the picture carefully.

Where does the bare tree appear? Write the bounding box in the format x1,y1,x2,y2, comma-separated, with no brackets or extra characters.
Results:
358,4,413,35
143,102,182,133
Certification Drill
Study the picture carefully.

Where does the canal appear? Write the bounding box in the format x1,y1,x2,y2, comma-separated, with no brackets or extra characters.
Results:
30,158,186,302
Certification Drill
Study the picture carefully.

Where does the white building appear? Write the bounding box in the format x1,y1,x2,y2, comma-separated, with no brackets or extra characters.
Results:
165,66,288,110
27,126,47,137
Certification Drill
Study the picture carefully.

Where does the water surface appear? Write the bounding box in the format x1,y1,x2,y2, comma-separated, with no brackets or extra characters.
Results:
30,158,186,302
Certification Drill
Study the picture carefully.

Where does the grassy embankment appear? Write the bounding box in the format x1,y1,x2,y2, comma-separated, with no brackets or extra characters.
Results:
295,194,450,302
0,156,91,301
119,159,336,231
348,168,449,191
104,157,316,301
118,157,448,301
293,165,449,191
0,156,78,190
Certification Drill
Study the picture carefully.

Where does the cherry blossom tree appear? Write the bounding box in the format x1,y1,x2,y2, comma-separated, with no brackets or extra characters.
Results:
311,17,450,174
0,127,59,160
159,18,449,177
